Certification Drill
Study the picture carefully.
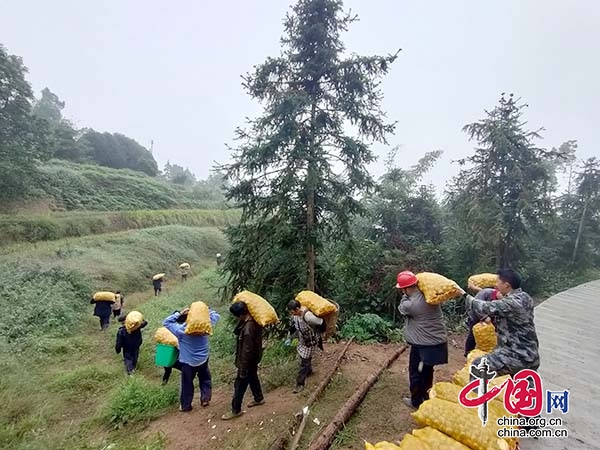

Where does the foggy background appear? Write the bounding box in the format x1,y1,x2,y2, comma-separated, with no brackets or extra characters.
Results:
3,0,598,192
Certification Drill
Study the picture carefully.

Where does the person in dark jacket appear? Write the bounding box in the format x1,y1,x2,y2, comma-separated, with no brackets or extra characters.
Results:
90,297,114,330
463,286,503,357
396,270,448,410
152,278,163,296
115,316,148,375
222,301,265,420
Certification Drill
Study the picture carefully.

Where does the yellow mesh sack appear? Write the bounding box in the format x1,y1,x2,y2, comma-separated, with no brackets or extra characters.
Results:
452,364,511,390
295,290,337,316
184,301,212,336
473,322,497,352
412,398,513,450
179,263,190,269
452,365,471,387
412,427,471,450
398,434,431,449
232,291,278,327
152,273,165,281
154,327,178,347
365,442,402,450
125,311,144,334
468,273,498,289
93,291,115,302
430,382,506,411
415,272,462,305
466,349,488,366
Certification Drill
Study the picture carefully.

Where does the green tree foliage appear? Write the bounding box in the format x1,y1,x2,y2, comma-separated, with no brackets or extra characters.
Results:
221,0,398,307
163,161,196,186
31,87,91,162
0,45,51,202
326,149,445,317
82,129,158,176
565,157,600,266
444,94,563,282
31,87,64,125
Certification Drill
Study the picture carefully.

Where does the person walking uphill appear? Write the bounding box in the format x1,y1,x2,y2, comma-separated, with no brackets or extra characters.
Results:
163,307,220,412
287,299,325,394
115,316,148,375
152,278,163,296
90,296,114,331
463,268,540,377
222,301,265,420
396,270,448,410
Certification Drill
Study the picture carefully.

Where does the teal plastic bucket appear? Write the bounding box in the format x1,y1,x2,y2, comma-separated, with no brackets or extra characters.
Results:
155,344,178,367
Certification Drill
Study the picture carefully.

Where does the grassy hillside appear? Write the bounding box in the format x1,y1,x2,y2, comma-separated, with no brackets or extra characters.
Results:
0,221,296,450
0,209,240,248
4,160,228,213
0,225,228,345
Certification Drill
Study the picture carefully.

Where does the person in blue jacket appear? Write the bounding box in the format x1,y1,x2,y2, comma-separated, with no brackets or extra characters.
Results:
163,307,220,412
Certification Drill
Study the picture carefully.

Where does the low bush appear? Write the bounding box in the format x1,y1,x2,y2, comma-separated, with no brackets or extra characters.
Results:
339,313,402,344
107,377,178,427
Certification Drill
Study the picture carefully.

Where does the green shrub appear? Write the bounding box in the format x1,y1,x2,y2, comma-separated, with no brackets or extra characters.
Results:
107,377,178,427
0,265,93,342
339,313,402,343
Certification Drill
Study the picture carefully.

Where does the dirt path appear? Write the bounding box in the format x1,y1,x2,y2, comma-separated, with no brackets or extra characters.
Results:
145,334,466,450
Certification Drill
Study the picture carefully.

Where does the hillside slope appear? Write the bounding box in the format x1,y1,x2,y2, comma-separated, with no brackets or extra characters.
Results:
4,160,228,213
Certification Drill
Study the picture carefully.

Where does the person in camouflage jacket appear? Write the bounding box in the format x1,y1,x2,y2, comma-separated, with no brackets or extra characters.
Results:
464,268,540,376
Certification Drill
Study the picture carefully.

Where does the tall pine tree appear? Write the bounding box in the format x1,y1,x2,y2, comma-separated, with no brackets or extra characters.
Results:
221,0,398,305
445,94,561,277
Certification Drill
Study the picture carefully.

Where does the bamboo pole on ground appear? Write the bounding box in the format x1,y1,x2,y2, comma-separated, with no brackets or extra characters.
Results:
267,338,355,450
306,345,408,450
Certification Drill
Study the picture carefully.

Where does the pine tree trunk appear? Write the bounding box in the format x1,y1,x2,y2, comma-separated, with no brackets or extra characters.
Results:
571,197,589,264
306,102,317,291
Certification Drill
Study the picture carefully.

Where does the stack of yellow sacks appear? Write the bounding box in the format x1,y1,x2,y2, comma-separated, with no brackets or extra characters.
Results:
365,349,518,450
415,272,463,305
232,291,279,327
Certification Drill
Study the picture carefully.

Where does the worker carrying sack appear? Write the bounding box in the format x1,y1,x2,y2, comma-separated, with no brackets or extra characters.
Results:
468,273,497,289
125,311,144,333
232,290,279,327
184,301,212,336
296,291,339,339
415,272,462,305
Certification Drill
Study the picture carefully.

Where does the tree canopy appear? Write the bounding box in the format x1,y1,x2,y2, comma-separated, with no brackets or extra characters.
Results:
221,0,399,306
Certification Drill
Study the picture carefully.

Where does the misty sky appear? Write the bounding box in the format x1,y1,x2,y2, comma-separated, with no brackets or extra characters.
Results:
3,0,599,192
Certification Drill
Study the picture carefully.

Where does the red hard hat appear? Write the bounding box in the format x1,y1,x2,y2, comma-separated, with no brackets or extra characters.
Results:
396,271,418,289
